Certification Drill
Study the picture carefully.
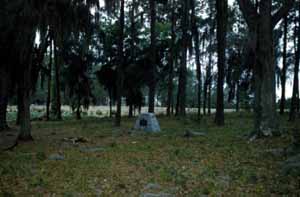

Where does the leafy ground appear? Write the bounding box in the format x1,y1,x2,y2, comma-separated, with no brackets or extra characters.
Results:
0,113,299,196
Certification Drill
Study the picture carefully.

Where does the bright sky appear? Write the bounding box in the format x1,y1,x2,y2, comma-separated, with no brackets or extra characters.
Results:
229,0,234,6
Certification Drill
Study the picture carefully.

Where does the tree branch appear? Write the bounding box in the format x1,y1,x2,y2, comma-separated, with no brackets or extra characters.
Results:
238,0,258,27
272,0,295,28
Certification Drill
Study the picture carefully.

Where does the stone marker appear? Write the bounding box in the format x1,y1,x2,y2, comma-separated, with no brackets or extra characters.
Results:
48,153,65,161
0,131,18,151
134,113,160,132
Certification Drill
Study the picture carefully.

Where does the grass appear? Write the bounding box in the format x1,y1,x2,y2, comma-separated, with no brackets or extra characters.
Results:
0,113,299,196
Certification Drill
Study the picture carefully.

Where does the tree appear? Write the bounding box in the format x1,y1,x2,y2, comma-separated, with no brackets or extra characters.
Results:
0,65,10,131
238,0,294,137
115,0,125,126
96,65,117,118
215,0,228,126
280,16,289,115
176,0,189,116
148,0,157,113
191,0,203,119
166,0,176,117
290,1,300,121
46,38,53,121
12,0,99,140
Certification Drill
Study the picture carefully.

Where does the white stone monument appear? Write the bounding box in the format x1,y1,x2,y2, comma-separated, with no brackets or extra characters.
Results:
134,113,161,132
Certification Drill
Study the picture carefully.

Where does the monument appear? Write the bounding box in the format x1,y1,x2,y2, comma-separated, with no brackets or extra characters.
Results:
134,113,161,132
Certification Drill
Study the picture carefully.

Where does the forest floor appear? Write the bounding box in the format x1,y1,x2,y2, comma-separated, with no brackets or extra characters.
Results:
0,113,299,196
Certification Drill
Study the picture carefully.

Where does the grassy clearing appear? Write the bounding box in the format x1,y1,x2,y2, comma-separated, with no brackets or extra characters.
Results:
0,113,299,196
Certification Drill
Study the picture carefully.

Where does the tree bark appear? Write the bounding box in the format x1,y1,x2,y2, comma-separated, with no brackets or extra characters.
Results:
280,16,288,115
215,0,227,126
255,1,279,136
148,0,157,113
115,0,125,127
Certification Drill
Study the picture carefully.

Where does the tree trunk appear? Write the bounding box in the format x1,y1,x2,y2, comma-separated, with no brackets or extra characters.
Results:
109,92,113,118
290,5,300,121
215,0,227,126
129,104,133,117
176,0,189,116
148,0,157,113
191,0,202,120
203,81,207,115
167,0,176,117
238,0,294,137
76,94,81,120
236,83,240,112
253,1,278,136
0,66,9,131
18,59,33,141
280,16,288,115
46,39,53,121
208,80,212,115
16,87,21,125
53,37,62,120
204,27,213,116
115,0,125,127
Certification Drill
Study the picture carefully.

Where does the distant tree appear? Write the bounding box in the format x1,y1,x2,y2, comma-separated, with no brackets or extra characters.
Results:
96,65,117,118
62,37,94,120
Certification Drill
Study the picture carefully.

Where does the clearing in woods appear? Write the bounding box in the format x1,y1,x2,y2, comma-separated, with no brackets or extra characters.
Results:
0,113,299,196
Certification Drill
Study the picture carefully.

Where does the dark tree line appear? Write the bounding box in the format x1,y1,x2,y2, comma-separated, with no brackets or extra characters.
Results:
0,0,299,142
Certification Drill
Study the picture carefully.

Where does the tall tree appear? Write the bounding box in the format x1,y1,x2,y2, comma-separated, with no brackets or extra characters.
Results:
290,1,300,121
191,0,202,119
46,39,53,121
238,0,294,137
115,0,125,126
280,16,289,115
176,0,189,116
53,35,62,120
215,0,228,126
167,0,176,116
128,0,137,117
148,0,157,113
